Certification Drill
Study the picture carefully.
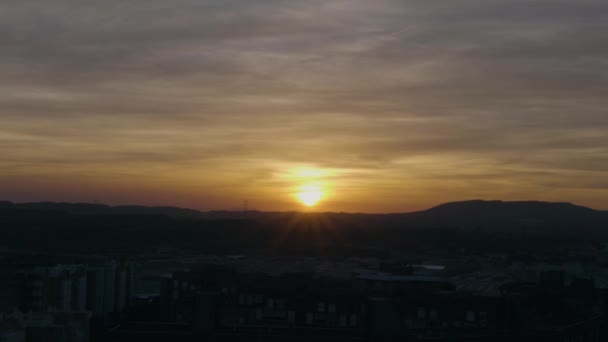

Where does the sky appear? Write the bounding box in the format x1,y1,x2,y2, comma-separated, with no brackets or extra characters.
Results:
1,0,607,212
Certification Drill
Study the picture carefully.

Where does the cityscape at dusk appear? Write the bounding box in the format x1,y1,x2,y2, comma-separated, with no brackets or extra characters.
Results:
2,1,608,341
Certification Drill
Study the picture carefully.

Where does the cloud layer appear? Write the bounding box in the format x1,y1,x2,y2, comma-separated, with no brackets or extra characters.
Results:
1,0,607,211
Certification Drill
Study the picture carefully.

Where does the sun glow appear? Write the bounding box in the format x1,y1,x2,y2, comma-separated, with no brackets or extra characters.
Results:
297,184,324,207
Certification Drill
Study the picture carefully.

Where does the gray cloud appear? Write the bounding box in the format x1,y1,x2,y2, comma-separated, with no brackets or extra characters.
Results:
1,0,607,211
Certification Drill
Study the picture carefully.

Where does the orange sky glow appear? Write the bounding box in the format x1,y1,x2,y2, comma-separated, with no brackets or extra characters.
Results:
1,1,607,212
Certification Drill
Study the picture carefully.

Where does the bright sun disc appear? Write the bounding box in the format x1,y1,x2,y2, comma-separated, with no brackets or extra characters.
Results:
297,184,323,207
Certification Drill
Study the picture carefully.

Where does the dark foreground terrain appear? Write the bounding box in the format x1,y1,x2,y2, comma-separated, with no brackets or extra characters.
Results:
1,200,608,341
1,200,607,256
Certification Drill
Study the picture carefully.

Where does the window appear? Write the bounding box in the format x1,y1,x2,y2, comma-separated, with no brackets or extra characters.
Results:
288,311,296,324
417,307,427,319
306,312,313,324
479,312,488,326
466,311,475,322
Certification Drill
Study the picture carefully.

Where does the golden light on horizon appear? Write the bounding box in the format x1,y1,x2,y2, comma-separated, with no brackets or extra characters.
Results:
297,183,324,207
283,166,333,208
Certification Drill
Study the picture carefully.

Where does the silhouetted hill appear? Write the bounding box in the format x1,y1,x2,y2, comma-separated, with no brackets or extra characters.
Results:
404,200,608,235
426,200,595,218
1,200,607,256
0,201,206,219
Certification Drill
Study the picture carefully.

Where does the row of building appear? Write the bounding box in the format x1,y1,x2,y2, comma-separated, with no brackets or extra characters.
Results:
0,261,136,342
115,267,606,341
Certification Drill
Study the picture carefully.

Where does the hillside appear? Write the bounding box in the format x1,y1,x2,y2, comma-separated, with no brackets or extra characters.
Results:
1,200,606,256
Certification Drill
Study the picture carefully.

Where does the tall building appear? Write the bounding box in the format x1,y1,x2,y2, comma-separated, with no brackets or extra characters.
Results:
16,262,136,317
85,267,105,316
115,265,127,313
103,263,116,314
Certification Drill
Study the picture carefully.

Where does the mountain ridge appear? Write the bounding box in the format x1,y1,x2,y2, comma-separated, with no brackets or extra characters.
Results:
0,199,605,217
2,199,607,235
1,199,607,255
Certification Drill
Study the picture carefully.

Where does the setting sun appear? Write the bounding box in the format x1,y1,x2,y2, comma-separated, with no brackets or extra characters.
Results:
297,184,324,207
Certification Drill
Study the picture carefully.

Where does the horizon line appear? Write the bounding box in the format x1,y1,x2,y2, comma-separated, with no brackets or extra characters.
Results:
1,198,601,216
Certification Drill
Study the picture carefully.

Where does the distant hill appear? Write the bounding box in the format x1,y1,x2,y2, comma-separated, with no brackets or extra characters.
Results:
403,200,608,235
1,200,607,255
0,201,206,220
1,199,607,232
